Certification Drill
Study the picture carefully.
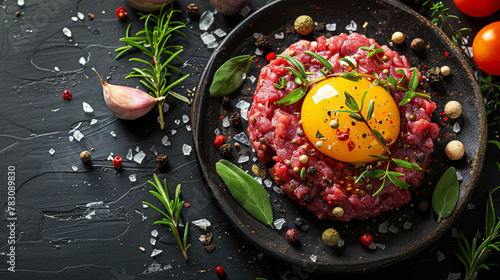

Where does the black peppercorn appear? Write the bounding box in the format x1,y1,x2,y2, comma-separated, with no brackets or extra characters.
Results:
219,144,233,158
411,38,425,52
307,166,317,175
221,96,231,107
427,67,443,85
256,35,271,50
301,193,311,203
187,3,199,17
229,112,241,127
156,154,169,171
415,152,425,163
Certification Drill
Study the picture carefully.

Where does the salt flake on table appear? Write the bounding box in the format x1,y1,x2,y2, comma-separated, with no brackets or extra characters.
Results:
388,225,399,234
249,76,257,83
338,238,345,247
467,203,475,210
150,249,162,257
126,149,133,160
447,273,461,280
199,235,206,242
133,151,146,164
378,221,389,233
254,177,262,185
236,100,251,110
207,41,219,49
54,66,60,72
186,124,192,132
161,135,171,146
182,114,189,124
72,165,78,171
403,221,412,230
345,20,357,31
273,218,286,230
71,16,78,22
49,148,55,155
163,103,170,112
151,229,158,237
150,145,157,156
73,130,84,141
82,102,94,113
274,32,284,39
264,179,272,188
110,131,116,137
214,28,227,37
199,10,214,31
326,23,337,31
69,136,74,142
90,119,98,125
192,218,211,230
273,186,284,194
150,238,156,245
62,27,72,38
182,144,192,156
51,108,60,112
376,243,386,249
310,254,317,262
452,122,460,133
239,5,251,17
174,119,181,125
222,116,230,128
437,251,445,262
457,171,463,181
234,132,250,146
171,129,177,136
129,174,137,182
368,243,377,250
237,155,249,163
17,0,24,7
107,153,114,161
77,12,84,20
136,146,140,152
79,57,86,66
252,157,258,162
255,48,263,56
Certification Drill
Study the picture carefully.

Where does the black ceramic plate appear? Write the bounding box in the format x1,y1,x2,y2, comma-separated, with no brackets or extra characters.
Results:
192,0,486,273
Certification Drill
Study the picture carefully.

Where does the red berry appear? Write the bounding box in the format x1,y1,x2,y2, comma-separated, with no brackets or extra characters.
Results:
360,233,373,246
215,266,225,276
62,90,71,100
112,156,122,169
266,52,276,62
214,135,226,148
115,7,127,20
286,229,299,242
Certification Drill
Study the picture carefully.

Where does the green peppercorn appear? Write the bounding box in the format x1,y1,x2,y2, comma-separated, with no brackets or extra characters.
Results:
292,139,297,144
299,155,308,164
293,167,300,173
322,228,340,246
297,130,304,137
409,114,416,122
365,184,373,191
332,207,344,218
382,69,389,74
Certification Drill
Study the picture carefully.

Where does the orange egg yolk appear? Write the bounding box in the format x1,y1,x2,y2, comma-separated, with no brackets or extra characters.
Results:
301,77,400,163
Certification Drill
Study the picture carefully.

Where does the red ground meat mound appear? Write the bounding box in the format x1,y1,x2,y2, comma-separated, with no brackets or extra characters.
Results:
247,33,439,221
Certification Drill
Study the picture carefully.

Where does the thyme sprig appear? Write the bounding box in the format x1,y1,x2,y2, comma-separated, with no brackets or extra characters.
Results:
455,186,500,280
142,174,191,260
115,4,190,129
360,43,385,64
481,75,500,127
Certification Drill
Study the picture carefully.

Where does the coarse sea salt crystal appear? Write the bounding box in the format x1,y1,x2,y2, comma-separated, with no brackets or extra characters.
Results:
126,149,133,160
51,108,60,113
345,20,357,31
388,225,399,234
274,32,284,39
453,122,460,133
79,57,86,66
82,102,94,113
252,157,258,162
71,16,79,22
54,66,60,72
199,10,214,31
192,218,211,230
150,249,162,257
254,177,262,185
222,117,230,128
90,119,98,125
49,148,55,155
150,145,157,156
199,235,206,242
214,128,220,135
326,23,336,31
186,124,192,132
264,179,272,188
338,239,345,247
437,251,445,262
174,119,181,125
73,130,84,141
207,41,219,49
249,76,256,83
376,243,386,250
447,273,461,280
69,136,74,142
310,254,317,262
77,12,84,20
182,144,192,156
182,114,189,124
62,27,72,38
255,48,263,56
107,153,114,161
214,28,227,37
135,146,140,152
171,129,177,136
72,165,78,171
129,174,137,182
239,5,251,17
151,229,158,237
403,221,412,230
150,238,156,245
110,131,116,137
17,0,24,7
467,203,475,210
273,218,286,230
379,221,389,233
161,135,171,146
237,155,249,163
234,132,250,146
133,151,146,164
457,171,463,181
368,243,377,250
273,186,284,194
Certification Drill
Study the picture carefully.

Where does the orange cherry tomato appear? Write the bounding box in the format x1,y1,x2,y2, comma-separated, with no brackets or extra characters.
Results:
473,21,500,76
453,0,500,17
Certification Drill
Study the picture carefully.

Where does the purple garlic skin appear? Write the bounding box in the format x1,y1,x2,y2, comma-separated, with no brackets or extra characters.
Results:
210,0,248,16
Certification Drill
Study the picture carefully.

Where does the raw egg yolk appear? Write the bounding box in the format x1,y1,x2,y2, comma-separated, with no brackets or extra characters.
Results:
301,77,400,163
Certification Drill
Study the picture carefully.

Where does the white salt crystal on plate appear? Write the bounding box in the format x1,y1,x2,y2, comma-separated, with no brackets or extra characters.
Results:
234,132,250,146
54,66,60,72
161,135,171,146
171,129,177,136
237,155,249,163
199,10,214,31
467,203,475,210
249,76,256,83
345,20,357,31
274,32,284,39
253,33,263,39
326,23,336,31
310,254,317,262
273,218,286,230
447,273,461,280
49,148,55,155
214,28,227,37
186,124,192,132
79,57,86,66
236,100,251,110
182,114,189,124
199,235,206,242
222,117,230,128
273,186,284,194
252,157,258,162
174,119,181,125
71,16,78,22
73,130,84,141
51,108,60,112
133,151,146,164
255,48,263,56
150,145,157,155
107,153,114,161
136,146,140,152
17,0,24,7
388,225,399,234
151,229,158,237
379,221,389,233
368,242,377,250
182,144,192,156
242,72,247,80
254,177,262,185
150,249,162,257
69,136,74,142
239,5,251,17
62,27,72,38
403,221,412,230
376,243,386,249
453,122,460,133
437,251,445,262
214,128,220,135
142,204,148,209
192,218,211,230
90,119,98,125
82,102,94,113
77,12,84,20
129,174,137,182
457,171,463,181
126,149,133,160
72,165,78,171
110,131,116,137
150,238,156,245
264,179,272,188
207,41,219,49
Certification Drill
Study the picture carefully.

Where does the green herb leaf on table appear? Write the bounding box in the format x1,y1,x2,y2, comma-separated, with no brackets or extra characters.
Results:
432,166,459,223
215,159,274,229
210,55,253,97
142,174,190,260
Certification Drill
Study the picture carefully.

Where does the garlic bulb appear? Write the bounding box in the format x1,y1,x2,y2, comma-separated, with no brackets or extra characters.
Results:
92,68,163,120
210,0,248,16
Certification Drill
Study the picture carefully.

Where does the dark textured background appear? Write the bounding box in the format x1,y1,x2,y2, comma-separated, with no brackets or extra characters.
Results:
0,0,499,279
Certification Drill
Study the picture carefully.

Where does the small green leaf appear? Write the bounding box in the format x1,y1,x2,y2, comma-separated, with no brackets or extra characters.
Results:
349,113,364,122
392,158,422,170
364,170,386,178
274,86,307,106
338,57,357,69
360,91,368,111
372,129,387,147
432,167,459,223
304,51,333,73
344,91,360,111
210,55,253,97
387,173,411,189
366,99,374,121
408,68,420,91
355,169,370,183
277,54,307,79
340,72,361,82
329,109,357,115
399,90,416,106
487,140,500,150
396,69,407,85
216,159,274,228
300,167,306,179
368,154,389,160
386,76,398,89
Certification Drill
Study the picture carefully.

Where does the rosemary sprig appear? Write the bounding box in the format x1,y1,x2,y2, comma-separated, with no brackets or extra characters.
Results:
115,4,190,129
481,75,500,126
142,174,190,260
360,43,385,63
455,186,500,280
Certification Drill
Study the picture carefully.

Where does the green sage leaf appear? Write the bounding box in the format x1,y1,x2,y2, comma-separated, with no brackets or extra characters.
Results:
304,51,333,73
366,99,374,121
392,158,422,170
432,166,459,223
210,55,253,97
274,86,307,106
215,159,274,228
408,68,419,91
344,91,359,111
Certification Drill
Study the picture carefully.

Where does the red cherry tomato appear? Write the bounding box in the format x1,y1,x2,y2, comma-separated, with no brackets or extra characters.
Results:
453,0,500,17
473,21,500,76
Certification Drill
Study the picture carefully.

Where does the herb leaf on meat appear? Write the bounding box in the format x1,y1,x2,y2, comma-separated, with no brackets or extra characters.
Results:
210,55,253,97
215,159,275,229
432,166,460,223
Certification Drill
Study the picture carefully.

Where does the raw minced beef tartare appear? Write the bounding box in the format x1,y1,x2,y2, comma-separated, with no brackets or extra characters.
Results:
247,33,439,221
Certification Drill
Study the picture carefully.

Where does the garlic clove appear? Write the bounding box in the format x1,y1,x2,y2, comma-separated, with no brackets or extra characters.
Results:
92,68,162,120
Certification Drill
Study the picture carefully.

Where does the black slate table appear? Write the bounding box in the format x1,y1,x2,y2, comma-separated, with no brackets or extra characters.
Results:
1,0,499,279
